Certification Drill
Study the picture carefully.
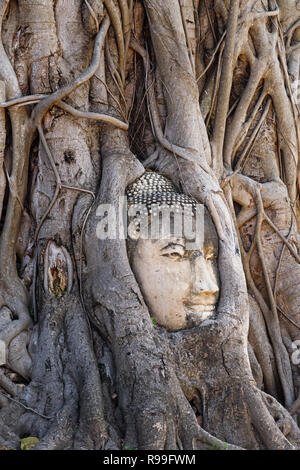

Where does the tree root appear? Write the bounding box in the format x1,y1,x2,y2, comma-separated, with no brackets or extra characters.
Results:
211,0,239,176
0,368,20,397
195,427,244,450
34,125,95,242
30,15,111,133
230,176,295,407
245,385,299,449
196,31,226,82
56,100,128,129
0,389,54,421
130,38,213,175
102,0,125,84
84,0,100,32
248,294,279,398
0,302,31,355
289,394,300,416
0,94,129,129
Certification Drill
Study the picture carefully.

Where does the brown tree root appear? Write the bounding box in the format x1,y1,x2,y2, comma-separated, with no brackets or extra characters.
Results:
165,313,300,449
0,0,33,378
0,289,117,450
29,14,111,133
229,174,296,407
0,307,32,379
103,0,125,84
247,387,300,449
195,427,243,450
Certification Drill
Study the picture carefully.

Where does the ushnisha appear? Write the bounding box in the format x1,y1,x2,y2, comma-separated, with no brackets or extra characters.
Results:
126,170,197,216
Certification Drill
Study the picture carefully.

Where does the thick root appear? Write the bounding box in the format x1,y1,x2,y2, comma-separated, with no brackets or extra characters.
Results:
0,306,32,380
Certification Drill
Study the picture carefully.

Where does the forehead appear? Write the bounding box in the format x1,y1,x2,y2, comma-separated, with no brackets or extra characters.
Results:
144,209,218,252
152,208,218,247
128,206,219,251
151,231,218,252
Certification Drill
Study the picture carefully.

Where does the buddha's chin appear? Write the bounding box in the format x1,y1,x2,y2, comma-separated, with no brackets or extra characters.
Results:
151,305,217,332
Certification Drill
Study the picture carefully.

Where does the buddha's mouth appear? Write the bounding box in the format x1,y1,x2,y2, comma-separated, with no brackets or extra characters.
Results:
184,303,216,324
184,295,219,321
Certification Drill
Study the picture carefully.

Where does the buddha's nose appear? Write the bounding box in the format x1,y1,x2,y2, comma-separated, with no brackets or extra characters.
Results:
190,255,219,298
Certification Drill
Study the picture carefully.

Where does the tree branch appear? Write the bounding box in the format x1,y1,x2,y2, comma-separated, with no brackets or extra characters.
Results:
211,0,239,177
30,15,111,133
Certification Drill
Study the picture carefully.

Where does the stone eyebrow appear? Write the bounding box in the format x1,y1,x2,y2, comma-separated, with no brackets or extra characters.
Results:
160,242,186,251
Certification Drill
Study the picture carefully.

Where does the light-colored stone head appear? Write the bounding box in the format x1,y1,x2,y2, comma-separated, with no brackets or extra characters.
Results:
126,171,220,331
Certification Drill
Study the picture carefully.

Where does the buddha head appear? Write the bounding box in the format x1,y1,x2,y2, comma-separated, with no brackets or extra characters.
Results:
126,171,220,331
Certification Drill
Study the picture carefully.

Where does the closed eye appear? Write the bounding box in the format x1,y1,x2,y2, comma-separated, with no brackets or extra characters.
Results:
160,243,185,259
163,252,182,260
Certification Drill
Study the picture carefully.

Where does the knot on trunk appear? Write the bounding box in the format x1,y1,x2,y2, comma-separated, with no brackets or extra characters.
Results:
44,240,73,297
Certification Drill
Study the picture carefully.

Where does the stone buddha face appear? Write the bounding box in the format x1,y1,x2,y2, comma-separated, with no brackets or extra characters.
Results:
126,172,220,331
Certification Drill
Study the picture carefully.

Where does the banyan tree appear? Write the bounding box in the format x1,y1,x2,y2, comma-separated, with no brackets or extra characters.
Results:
0,0,300,450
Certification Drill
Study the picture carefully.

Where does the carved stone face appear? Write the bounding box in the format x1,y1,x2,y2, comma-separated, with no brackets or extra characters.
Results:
129,211,220,331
